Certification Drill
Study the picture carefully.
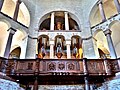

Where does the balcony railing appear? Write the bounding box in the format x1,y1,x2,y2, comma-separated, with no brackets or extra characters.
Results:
37,30,81,32
0,57,120,76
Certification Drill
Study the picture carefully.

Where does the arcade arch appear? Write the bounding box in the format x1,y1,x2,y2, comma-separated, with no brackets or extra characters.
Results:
1,0,30,26
39,11,80,31
110,21,120,57
93,29,110,58
89,0,118,27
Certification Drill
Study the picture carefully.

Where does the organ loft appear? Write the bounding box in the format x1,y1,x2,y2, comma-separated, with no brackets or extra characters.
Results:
0,0,120,90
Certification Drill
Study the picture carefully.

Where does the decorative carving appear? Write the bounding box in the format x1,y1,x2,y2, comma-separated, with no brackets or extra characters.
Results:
68,63,75,70
58,63,65,70
110,60,120,72
27,63,33,70
87,60,105,74
48,62,56,71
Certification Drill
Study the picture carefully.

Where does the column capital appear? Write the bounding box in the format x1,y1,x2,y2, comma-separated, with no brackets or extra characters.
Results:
66,40,71,45
49,41,54,45
104,29,112,36
51,12,55,15
17,0,22,4
64,11,68,14
8,27,17,35
97,0,102,5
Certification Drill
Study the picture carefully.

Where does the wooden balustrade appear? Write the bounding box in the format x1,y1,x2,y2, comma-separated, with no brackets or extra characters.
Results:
0,57,120,76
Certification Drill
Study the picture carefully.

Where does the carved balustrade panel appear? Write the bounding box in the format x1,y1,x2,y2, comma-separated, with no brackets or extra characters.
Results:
0,57,119,76
7,60,17,74
108,59,120,73
87,60,106,75
39,60,82,74
15,60,36,74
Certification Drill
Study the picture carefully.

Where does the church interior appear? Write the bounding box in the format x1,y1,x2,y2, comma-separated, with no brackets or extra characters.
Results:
0,0,120,90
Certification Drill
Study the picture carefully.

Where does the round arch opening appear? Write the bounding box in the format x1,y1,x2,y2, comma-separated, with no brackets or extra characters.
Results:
39,11,80,31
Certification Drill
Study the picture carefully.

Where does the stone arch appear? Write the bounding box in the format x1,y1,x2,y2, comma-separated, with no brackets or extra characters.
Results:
89,0,102,27
0,19,11,28
39,11,80,30
71,35,81,47
54,35,66,59
17,2,30,26
93,29,103,37
89,0,118,27
54,34,66,41
9,46,21,59
54,35,65,46
109,20,120,29
37,35,50,59
10,28,27,58
109,21,120,57
93,29,110,58
0,20,11,57
71,35,83,59
1,0,16,17
1,0,30,26
38,34,49,40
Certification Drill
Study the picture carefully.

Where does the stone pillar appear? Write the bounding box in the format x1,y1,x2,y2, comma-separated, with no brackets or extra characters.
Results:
82,38,98,59
83,58,88,75
50,12,55,30
13,0,21,20
33,77,38,90
84,77,90,90
20,36,28,59
104,29,117,59
50,41,54,59
25,37,37,59
66,40,71,59
4,28,16,58
1,28,16,73
114,0,120,13
0,0,4,11
98,0,106,22
64,12,69,30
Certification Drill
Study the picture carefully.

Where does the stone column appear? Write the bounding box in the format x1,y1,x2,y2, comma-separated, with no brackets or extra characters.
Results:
0,0,4,11
114,0,120,13
2,28,16,73
83,58,88,75
20,36,28,59
104,29,117,59
98,0,106,22
82,38,98,59
33,77,38,90
13,0,21,20
66,40,71,59
25,37,37,59
84,77,90,90
4,28,16,58
50,12,55,30
83,58,90,90
50,41,54,59
64,12,69,30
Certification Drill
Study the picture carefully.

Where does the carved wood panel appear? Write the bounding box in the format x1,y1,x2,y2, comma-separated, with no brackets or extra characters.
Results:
87,60,105,74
